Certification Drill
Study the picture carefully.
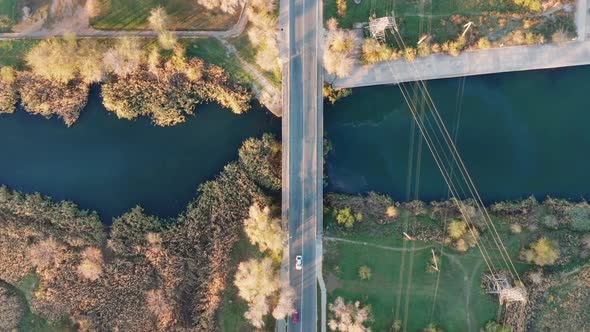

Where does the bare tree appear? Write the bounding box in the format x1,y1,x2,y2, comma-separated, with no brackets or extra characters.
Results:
328,297,372,332
272,284,295,320
148,7,169,32
103,38,143,77
77,246,104,281
323,30,358,78
234,258,280,327
28,237,63,270
244,204,283,256
197,0,243,14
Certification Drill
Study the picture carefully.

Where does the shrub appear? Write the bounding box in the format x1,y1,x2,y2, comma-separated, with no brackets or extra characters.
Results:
567,204,590,232
417,42,431,57
521,237,560,266
510,224,522,234
323,84,352,104
335,207,356,228
361,39,393,64
477,37,491,49
403,47,417,62
358,265,372,280
239,133,281,191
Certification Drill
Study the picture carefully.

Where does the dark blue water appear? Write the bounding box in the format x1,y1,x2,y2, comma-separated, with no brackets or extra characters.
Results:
325,66,590,203
0,86,279,222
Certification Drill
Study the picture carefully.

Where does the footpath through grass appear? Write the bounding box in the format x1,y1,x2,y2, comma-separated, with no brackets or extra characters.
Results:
324,215,498,331
91,0,239,31
324,238,497,331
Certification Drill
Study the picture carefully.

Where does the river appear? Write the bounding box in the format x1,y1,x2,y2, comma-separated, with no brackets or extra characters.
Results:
2,67,589,222
325,66,590,203
0,86,280,222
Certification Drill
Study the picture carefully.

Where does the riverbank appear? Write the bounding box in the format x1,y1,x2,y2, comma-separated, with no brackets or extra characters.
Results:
0,88,278,221
0,133,281,331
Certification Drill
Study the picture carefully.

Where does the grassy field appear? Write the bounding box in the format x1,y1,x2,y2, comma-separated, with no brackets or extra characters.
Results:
324,235,498,331
230,32,282,88
0,0,19,32
91,0,239,30
182,38,255,87
324,0,542,45
216,233,277,332
0,39,39,68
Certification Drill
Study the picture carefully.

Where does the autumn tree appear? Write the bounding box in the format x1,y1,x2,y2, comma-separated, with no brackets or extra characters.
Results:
234,258,280,328
520,237,560,266
244,204,283,257
336,0,347,17
77,39,105,83
328,297,372,332
26,36,78,83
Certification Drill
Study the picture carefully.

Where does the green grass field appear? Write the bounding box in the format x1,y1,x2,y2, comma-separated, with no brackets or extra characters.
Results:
0,39,39,68
324,235,498,331
91,0,239,31
182,38,255,87
0,0,19,32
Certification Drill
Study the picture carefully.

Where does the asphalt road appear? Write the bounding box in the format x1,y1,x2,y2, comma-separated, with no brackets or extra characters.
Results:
284,0,322,327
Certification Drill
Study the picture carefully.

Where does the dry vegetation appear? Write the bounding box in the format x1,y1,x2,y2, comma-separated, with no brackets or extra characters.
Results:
0,134,281,331
323,24,359,78
1,8,253,127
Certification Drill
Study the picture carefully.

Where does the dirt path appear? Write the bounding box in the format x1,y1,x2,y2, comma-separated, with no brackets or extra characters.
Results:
217,38,282,116
441,252,484,332
324,236,432,252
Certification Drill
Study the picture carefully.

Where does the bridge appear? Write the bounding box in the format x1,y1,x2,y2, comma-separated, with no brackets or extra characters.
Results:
279,0,324,327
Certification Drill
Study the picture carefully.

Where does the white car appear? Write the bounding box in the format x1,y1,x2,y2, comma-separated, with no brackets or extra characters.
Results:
295,255,303,270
